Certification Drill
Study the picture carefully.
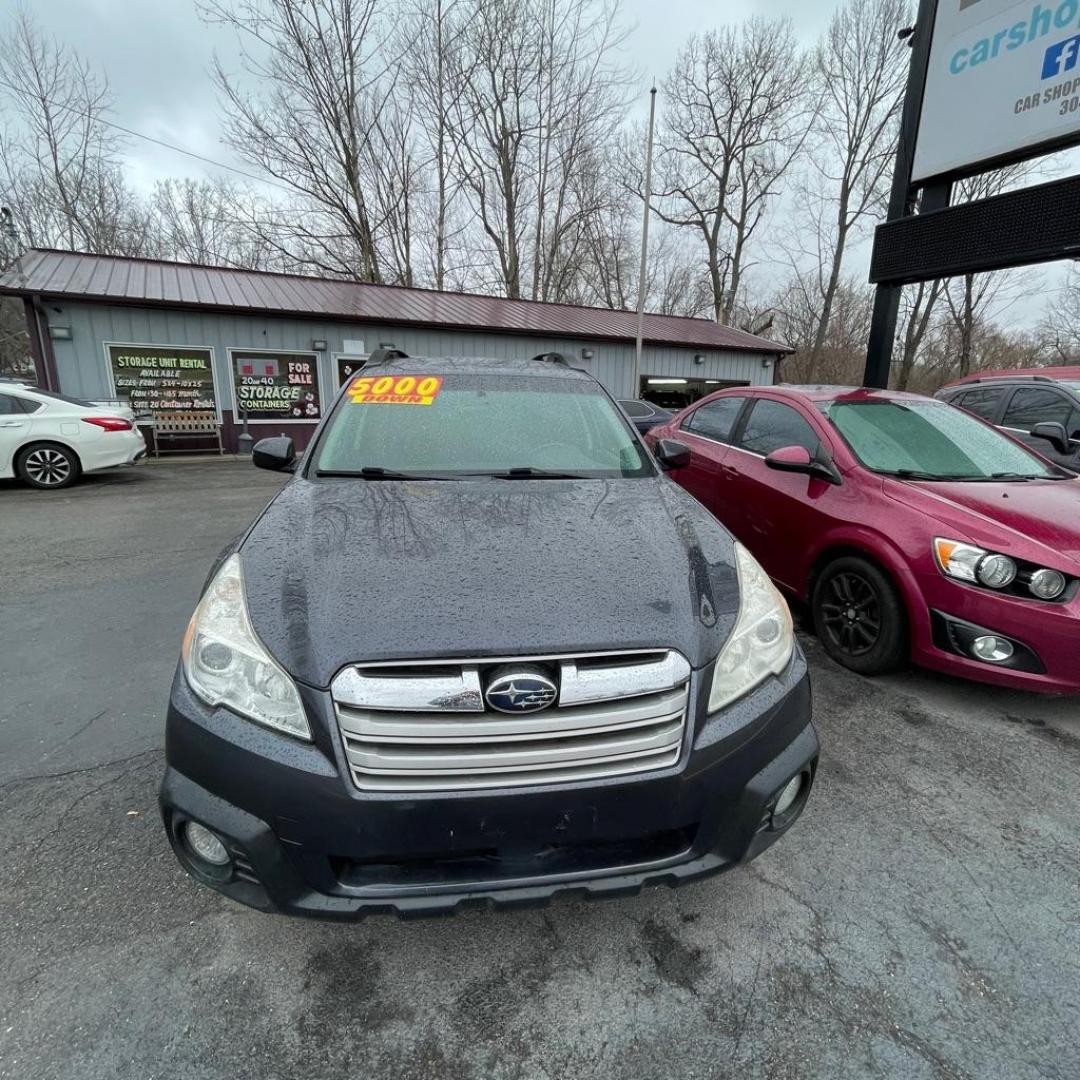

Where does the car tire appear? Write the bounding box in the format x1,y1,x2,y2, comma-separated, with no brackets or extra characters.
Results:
16,443,81,490
811,555,907,675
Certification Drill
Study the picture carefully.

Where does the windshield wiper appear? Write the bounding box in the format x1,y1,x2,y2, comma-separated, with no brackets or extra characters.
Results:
478,467,590,480
878,468,1061,483
876,469,959,481
314,467,461,480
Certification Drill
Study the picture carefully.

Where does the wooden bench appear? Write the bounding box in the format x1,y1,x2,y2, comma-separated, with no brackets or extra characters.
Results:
150,410,224,456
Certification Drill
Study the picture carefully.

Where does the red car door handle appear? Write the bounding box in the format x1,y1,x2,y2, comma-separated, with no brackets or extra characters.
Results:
720,465,740,479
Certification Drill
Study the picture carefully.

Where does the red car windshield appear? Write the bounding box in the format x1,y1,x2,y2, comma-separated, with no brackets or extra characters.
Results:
823,399,1062,481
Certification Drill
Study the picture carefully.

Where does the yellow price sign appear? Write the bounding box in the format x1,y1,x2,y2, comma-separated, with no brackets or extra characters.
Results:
348,374,443,405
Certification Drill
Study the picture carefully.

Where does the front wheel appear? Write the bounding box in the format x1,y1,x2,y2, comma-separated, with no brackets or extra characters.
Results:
811,556,907,675
16,443,81,490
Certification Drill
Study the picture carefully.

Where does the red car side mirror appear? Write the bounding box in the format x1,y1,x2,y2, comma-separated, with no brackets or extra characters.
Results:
765,445,843,485
765,445,812,470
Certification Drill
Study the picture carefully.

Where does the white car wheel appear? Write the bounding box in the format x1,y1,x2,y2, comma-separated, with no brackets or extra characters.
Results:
18,444,80,489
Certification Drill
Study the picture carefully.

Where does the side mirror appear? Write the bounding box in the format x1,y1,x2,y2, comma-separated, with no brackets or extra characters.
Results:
252,436,296,472
1030,421,1070,455
654,438,691,470
765,444,842,485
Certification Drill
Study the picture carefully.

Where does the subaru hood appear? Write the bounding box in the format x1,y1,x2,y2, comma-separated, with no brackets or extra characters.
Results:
236,477,741,688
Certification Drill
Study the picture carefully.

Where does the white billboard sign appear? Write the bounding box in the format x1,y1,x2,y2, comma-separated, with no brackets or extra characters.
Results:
913,0,1080,181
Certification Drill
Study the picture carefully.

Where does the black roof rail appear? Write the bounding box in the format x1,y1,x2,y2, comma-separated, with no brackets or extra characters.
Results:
365,347,410,365
963,372,1056,385
531,351,570,366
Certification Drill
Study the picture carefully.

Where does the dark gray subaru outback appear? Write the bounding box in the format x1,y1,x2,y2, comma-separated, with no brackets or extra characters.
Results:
160,354,817,917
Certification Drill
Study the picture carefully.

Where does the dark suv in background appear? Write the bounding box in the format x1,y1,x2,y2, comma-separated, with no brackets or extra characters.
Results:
937,367,1080,471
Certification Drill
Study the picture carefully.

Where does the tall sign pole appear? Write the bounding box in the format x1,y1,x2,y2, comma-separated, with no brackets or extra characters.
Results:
632,86,658,398
863,0,941,388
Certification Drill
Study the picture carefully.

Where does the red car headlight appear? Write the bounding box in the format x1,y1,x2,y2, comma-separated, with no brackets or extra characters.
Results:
933,538,1070,601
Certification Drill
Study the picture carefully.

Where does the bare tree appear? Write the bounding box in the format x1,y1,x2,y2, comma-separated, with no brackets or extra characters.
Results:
913,315,1041,390
148,176,282,268
1038,266,1080,362
571,157,712,317
893,278,945,389
201,0,410,281
795,0,910,376
0,7,145,254
651,19,816,324
942,165,1045,377
442,0,632,300
775,274,874,384
399,0,472,290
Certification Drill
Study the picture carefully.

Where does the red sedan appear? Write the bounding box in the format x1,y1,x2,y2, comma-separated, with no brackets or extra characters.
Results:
646,385,1080,695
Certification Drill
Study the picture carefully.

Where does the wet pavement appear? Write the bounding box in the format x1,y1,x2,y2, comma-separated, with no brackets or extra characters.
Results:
2,460,1078,1080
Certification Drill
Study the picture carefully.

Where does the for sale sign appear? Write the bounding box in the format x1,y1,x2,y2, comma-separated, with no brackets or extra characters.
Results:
913,0,1080,180
231,350,322,422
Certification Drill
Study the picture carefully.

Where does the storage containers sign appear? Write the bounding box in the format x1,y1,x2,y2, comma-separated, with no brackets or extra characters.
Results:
231,351,322,422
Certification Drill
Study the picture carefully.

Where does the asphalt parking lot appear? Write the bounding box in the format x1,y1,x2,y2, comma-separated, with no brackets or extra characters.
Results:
2,460,1079,1080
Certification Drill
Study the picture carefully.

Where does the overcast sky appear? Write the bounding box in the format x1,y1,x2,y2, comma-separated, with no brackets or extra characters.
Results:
22,0,837,191
11,0,1064,325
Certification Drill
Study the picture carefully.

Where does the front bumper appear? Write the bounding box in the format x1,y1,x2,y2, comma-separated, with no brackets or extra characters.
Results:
913,572,1080,694
160,655,818,919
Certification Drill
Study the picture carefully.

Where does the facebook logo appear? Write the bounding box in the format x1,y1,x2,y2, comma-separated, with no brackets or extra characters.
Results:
1043,34,1080,78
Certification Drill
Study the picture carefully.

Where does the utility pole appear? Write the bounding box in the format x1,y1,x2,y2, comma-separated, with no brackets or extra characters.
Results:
632,86,657,399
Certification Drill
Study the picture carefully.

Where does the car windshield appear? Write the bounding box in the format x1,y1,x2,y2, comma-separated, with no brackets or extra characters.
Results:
823,399,1060,480
312,371,653,479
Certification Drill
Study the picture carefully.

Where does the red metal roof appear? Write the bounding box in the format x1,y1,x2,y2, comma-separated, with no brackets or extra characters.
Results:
0,249,791,354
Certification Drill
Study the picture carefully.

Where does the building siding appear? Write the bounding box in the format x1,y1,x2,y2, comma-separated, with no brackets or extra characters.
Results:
53,302,777,405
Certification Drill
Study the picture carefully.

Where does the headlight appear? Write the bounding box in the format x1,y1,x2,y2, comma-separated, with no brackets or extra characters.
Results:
1030,567,1067,600
933,538,1016,588
181,554,310,740
933,538,1070,601
708,543,795,713
976,553,1017,589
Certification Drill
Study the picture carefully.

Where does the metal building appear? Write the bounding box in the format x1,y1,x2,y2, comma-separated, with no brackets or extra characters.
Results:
0,249,790,452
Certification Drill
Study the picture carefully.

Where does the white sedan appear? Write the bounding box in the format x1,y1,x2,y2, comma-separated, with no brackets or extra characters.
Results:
0,381,146,490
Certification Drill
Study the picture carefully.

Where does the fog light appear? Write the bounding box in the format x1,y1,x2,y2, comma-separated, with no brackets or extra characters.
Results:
1030,568,1067,600
971,635,1014,663
183,821,231,866
774,774,804,817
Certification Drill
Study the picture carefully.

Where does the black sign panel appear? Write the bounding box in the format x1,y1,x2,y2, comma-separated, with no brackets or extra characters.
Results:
232,350,322,422
107,344,217,421
337,355,368,386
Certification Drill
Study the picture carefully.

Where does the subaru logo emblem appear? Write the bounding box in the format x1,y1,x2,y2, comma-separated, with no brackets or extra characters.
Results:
484,668,558,714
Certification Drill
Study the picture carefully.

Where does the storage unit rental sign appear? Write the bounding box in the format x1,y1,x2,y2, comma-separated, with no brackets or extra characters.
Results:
107,345,217,421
